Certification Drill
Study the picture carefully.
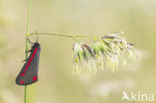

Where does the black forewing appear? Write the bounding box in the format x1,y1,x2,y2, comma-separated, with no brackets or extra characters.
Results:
16,44,41,85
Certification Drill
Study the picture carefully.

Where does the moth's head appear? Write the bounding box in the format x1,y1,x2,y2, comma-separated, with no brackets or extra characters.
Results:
34,42,40,46
33,42,40,48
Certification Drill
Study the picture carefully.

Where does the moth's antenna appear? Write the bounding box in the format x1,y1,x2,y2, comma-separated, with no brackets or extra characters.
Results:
27,37,33,44
35,30,38,42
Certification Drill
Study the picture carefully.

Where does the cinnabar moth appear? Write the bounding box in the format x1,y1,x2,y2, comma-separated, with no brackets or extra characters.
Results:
16,42,41,85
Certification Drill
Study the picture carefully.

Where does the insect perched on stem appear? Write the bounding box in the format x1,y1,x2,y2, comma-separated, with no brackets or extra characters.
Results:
16,36,41,85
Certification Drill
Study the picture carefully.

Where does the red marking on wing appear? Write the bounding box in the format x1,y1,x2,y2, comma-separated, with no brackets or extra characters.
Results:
20,80,24,84
20,48,38,77
32,76,37,81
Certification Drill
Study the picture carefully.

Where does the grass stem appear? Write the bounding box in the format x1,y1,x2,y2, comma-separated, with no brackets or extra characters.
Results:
24,85,27,103
30,32,96,38
25,0,31,103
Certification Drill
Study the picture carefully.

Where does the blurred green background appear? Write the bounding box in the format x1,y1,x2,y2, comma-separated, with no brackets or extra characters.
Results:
0,0,156,103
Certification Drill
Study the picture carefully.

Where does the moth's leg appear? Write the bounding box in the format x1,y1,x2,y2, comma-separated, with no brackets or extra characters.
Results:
25,49,32,53
21,49,32,62
21,58,29,62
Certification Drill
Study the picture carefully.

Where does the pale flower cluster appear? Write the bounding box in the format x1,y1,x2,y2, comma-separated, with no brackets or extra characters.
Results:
72,33,141,74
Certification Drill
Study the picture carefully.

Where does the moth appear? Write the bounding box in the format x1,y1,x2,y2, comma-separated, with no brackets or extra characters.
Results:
16,42,41,85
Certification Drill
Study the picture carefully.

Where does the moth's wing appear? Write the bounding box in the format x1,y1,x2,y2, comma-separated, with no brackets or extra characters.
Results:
16,48,41,85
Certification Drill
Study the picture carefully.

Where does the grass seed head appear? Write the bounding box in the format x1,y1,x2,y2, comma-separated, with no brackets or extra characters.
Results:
72,32,141,74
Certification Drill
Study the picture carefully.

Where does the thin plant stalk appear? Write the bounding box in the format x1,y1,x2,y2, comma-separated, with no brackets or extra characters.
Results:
25,0,31,103
30,32,96,42
24,85,27,103
30,32,95,38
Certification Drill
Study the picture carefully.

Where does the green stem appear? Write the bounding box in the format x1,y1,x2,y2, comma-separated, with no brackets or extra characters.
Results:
24,85,27,103
25,0,31,103
26,0,31,57
30,32,95,38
